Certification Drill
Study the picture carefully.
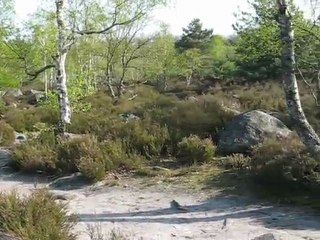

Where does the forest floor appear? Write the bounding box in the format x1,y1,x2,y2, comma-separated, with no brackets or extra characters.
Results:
1,148,320,240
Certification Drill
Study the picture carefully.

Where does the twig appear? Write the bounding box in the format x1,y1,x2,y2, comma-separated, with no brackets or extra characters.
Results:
297,67,319,105
128,94,138,101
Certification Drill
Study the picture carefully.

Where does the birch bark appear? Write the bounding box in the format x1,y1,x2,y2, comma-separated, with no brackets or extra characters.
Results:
277,0,320,159
55,0,71,133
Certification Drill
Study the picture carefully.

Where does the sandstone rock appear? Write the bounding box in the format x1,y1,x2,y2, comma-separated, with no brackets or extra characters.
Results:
251,233,277,240
217,110,291,154
3,89,23,98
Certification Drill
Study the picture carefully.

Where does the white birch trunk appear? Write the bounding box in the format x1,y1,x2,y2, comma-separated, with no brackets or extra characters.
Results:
277,0,320,159
44,56,48,95
55,0,71,133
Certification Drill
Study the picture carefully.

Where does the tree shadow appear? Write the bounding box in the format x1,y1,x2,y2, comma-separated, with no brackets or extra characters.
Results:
0,166,90,190
77,192,320,231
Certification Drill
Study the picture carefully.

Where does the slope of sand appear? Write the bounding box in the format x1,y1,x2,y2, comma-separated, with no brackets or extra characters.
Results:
1,148,320,240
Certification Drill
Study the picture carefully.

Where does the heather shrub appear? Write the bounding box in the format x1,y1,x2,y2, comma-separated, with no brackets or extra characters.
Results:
11,142,58,173
0,189,76,240
223,153,251,170
251,134,320,191
0,121,15,146
176,135,216,165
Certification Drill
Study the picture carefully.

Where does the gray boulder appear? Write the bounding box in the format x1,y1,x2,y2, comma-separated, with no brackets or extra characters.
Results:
251,233,276,240
119,112,140,122
217,110,292,154
3,89,23,98
24,89,46,105
14,132,27,144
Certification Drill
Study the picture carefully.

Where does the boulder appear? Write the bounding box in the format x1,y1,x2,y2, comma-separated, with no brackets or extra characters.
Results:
186,96,198,102
119,112,140,122
217,110,292,154
14,132,27,144
3,89,23,98
251,233,277,240
24,89,46,105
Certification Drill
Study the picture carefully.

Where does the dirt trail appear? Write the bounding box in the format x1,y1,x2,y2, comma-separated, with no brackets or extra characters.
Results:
0,149,320,240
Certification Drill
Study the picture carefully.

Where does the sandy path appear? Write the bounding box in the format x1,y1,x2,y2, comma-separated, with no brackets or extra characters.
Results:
1,149,320,240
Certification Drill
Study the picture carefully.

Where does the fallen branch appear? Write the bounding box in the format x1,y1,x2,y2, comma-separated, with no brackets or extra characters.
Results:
128,94,138,101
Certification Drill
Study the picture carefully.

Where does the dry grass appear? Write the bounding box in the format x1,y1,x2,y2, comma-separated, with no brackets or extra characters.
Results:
0,189,77,240
86,223,130,240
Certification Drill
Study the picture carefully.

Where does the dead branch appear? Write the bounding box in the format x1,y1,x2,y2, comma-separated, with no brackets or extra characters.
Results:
128,94,138,101
297,67,319,105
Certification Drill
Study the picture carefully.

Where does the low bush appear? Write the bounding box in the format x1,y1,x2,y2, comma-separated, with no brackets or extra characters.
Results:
57,135,104,174
0,189,76,240
11,142,58,173
0,100,6,115
251,134,320,191
112,120,170,158
223,154,251,170
70,115,170,159
176,135,216,165
11,133,145,182
4,106,59,132
0,121,15,146
251,134,305,169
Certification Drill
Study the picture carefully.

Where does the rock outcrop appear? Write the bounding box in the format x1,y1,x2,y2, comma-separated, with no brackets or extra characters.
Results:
217,110,292,154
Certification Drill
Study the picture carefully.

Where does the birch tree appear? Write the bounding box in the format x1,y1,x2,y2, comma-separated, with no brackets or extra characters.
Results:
35,0,168,134
276,0,320,159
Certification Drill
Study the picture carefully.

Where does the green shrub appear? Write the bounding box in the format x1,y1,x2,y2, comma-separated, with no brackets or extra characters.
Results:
70,114,170,159
70,137,144,181
57,135,105,174
100,140,127,170
251,134,304,169
0,100,6,115
176,135,216,165
10,133,143,181
77,156,106,182
11,142,58,173
223,154,251,170
0,189,76,240
113,120,169,158
137,94,234,153
0,121,15,146
4,107,59,132
250,134,320,191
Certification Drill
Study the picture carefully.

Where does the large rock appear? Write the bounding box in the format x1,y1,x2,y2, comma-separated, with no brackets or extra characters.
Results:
24,89,46,105
217,110,292,154
3,89,23,98
119,112,140,122
251,233,277,240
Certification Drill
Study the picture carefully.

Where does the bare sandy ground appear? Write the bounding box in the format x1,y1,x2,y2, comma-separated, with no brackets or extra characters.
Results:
1,148,320,240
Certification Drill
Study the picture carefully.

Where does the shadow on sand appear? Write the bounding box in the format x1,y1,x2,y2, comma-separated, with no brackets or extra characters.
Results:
78,193,320,231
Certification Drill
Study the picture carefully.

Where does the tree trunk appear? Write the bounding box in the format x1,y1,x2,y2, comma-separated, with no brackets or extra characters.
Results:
55,0,71,134
54,52,71,131
277,0,320,159
106,66,116,98
186,74,192,86
44,56,48,96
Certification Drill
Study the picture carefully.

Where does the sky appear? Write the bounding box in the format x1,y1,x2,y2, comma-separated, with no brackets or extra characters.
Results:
14,0,312,37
